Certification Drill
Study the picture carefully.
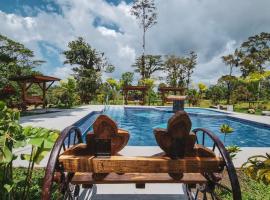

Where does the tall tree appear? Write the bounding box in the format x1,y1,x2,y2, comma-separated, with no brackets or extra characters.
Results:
131,0,157,75
239,32,270,77
132,55,163,79
221,49,240,104
63,37,114,103
185,51,197,90
164,55,188,88
0,34,44,89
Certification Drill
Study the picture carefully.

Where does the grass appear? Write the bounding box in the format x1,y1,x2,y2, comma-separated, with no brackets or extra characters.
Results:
217,169,270,200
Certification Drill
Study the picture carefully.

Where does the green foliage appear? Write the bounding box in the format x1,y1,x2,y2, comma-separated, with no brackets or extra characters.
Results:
132,55,163,80
217,170,270,200
120,72,134,87
220,124,234,145
47,77,80,108
242,153,270,185
63,37,114,103
0,101,24,199
0,101,59,199
239,32,270,77
139,78,155,105
104,78,121,104
164,53,197,88
198,82,207,103
0,34,44,104
206,85,226,105
226,145,241,160
187,89,200,106
218,75,238,104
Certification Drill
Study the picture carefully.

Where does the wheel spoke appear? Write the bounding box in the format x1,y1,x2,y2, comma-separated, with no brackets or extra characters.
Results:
194,188,199,199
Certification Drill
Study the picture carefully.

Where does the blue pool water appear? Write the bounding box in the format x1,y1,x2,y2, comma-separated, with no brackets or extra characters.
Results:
78,107,270,147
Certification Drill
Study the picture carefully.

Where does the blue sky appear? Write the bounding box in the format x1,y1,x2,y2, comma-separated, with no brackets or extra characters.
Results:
0,0,270,84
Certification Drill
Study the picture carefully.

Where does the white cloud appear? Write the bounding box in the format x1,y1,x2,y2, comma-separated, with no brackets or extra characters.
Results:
53,65,73,79
97,26,118,37
0,0,270,85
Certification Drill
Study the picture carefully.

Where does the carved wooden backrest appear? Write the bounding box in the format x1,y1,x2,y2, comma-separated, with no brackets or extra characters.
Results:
154,111,195,158
87,115,129,155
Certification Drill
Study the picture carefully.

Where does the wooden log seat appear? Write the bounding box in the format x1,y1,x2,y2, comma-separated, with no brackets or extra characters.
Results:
86,115,130,155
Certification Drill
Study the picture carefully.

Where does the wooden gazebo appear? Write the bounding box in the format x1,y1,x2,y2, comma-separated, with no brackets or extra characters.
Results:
158,87,185,105
123,85,148,105
10,75,60,109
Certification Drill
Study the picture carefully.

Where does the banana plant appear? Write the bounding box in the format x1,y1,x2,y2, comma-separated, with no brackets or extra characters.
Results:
0,101,25,199
20,126,59,200
242,153,270,185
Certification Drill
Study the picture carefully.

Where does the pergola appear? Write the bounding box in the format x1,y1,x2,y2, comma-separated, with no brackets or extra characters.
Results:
158,87,185,105
123,85,148,105
10,75,60,109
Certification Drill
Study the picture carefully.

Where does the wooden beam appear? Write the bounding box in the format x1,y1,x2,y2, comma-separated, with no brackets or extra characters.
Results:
25,82,33,91
71,172,207,185
46,81,55,91
92,156,223,174
59,154,223,173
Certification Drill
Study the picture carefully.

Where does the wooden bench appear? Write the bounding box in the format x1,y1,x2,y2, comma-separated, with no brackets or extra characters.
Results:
42,111,242,200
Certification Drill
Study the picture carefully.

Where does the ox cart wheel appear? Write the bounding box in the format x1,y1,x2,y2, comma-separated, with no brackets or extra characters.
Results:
184,128,241,200
42,126,87,200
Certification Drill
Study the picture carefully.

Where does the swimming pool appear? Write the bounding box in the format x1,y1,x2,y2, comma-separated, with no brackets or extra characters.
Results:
77,107,270,147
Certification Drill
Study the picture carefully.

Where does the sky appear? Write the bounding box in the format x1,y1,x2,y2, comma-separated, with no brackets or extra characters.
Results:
0,0,270,85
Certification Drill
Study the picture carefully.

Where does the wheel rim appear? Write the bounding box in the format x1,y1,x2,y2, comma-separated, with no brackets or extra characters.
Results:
42,126,83,200
184,128,242,200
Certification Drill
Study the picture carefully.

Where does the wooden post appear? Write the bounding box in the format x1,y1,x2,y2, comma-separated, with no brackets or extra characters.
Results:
42,82,46,109
22,81,26,101
124,89,128,105
161,91,165,106
142,90,146,105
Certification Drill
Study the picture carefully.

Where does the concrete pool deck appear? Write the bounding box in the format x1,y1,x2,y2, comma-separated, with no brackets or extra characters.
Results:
16,105,270,199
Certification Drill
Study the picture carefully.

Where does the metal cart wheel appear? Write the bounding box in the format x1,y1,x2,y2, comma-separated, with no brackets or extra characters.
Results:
184,128,242,200
42,126,86,200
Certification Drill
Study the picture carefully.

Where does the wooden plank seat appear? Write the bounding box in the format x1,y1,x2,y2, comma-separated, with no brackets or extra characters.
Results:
25,95,43,105
59,144,223,174
71,172,207,185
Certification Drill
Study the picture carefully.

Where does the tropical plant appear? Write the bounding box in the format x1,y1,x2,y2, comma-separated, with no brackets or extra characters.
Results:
120,72,134,87
20,126,59,200
187,89,200,106
131,0,157,71
220,124,234,144
139,78,155,105
0,101,59,200
63,37,114,103
242,153,270,185
105,78,121,104
0,101,24,199
198,82,207,102
226,145,241,160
